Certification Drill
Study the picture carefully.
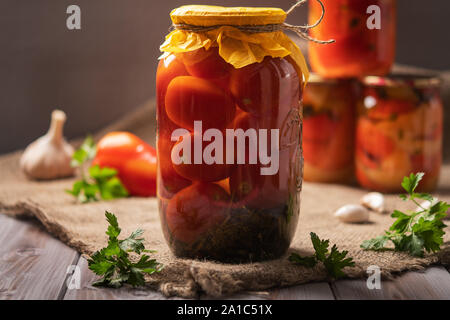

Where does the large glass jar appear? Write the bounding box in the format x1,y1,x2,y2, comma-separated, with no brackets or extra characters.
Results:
303,74,357,183
156,6,308,262
309,0,397,78
356,75,443,193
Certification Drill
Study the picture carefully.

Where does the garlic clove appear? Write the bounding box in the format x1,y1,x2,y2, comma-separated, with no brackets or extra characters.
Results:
361,192,385,213
334,204,370,224
20,110,75,180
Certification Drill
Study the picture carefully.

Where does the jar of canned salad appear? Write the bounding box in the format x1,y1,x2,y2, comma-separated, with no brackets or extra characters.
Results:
303,74,357,183
356,75,443,193
156,5,315,262
309,0,397,78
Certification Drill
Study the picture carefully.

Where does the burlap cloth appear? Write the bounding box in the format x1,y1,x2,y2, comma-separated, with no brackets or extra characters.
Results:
0,101,449,299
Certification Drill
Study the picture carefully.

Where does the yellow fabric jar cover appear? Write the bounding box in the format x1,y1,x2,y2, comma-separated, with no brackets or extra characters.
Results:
160,5,309,84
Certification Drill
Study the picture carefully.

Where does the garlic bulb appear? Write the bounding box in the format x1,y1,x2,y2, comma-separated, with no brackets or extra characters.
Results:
334,204,370,223
20,110,75,180
361,192,385,213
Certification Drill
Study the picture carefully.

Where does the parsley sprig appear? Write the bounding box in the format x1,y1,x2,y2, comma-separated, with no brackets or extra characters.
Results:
66,136,128,202
361,173,449,257
88,211,163,288
289,232,355,279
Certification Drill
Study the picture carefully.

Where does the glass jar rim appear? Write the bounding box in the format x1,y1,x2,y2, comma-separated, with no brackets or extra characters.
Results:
307,73,354,84
362,74,442,88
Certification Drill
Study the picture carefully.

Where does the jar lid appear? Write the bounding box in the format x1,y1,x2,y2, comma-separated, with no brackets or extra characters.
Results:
362,74,442,88
170,5,287,27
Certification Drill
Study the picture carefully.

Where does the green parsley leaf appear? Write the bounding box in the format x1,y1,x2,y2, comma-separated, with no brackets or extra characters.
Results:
361,235,390,251
362,173,447,257
323,245,355,279
429,201,450,215
310,232,329,261
89,165,117,180
88,211,163,288
66,136,128,202
414,193,434,202
289,233,355,279
71,135,96,168
396,234,425,257
390,210,412,233
401,172,424,195
105,211,121,239
288,253,317,268
120,229,145,254
98,176,129,200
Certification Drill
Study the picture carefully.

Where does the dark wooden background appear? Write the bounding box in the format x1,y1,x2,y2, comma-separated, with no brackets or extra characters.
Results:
0,0,449,154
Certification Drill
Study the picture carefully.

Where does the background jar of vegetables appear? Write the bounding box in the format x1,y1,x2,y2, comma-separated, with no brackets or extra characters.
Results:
302,74,358,183
356,75,443,193
156,5,310,262
308,0,397,78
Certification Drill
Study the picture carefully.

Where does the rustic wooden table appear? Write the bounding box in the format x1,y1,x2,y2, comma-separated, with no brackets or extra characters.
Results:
1,213,449,300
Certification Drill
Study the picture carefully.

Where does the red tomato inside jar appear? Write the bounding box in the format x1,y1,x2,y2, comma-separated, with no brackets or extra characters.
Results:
356,75,443,193
309,0,397,78
156,5,311,262
302,74,357,183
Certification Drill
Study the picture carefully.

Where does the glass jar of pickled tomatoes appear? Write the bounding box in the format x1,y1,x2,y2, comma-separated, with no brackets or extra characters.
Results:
356,75,443,193
309,0,397,78
156,6,310,262
303,74,357,183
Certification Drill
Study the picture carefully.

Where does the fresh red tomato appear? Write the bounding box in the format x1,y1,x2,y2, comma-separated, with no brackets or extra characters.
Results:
229,57,300,117
171,130,233,182
92,132,157,197
180,47,232,80
165,76,236,130
166,183,230,243
121,156,157,197
93,132,152,171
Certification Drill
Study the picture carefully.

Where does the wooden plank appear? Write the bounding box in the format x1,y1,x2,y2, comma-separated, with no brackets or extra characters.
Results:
202,282,335,300
201,291,270,300
0,214,79,300
332,267,450,300
63,257,183,300
269,282,335,300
